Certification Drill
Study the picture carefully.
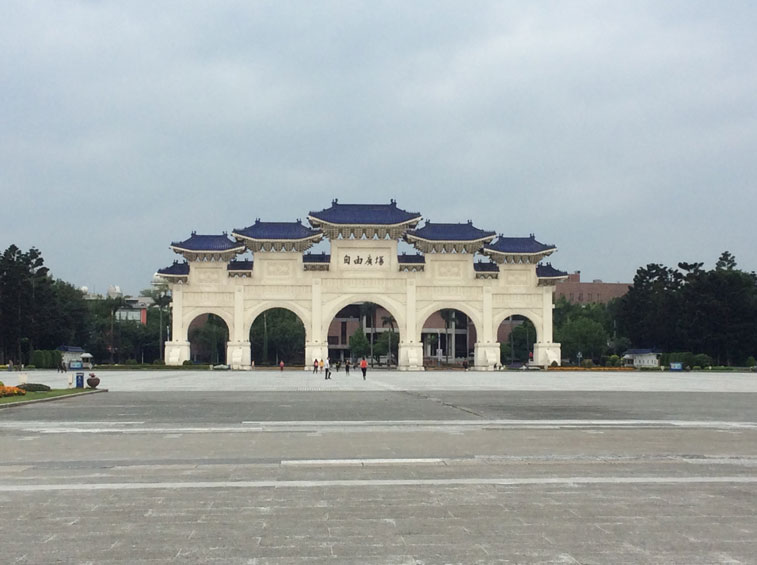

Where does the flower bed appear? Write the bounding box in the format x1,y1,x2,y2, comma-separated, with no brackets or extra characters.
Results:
0,385,26,397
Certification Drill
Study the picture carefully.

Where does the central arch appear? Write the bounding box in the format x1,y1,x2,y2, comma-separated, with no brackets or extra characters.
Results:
415,301,483,343
320,294,406,342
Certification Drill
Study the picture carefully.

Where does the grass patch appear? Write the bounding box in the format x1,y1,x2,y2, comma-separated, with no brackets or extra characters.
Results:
0,388,97,405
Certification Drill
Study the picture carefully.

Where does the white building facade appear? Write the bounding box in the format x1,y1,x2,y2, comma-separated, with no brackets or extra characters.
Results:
157,200,567,370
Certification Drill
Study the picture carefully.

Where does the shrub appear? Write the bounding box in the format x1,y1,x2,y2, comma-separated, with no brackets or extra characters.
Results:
182,360,194,366
153,359,165,365
0,380,4,386
693,354,713,368
17,383,51,392
581,359,595,368
550,361,558,368
747,356,757,368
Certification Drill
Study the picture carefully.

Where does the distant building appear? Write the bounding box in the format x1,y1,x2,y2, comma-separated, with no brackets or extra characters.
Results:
115,296,154,325
622,349,660,368
57,345,93,369
555,271,630,304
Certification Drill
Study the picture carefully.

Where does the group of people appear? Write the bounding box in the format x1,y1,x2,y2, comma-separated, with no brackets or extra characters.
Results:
313,357,368,380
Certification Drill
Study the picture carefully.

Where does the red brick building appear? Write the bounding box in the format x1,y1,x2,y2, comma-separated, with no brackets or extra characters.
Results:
555,272,630,304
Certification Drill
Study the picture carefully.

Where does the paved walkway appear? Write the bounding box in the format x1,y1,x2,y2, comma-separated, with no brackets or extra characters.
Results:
8,367,757,392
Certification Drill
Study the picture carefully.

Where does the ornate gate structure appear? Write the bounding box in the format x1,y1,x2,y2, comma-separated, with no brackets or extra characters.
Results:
157,200,567,370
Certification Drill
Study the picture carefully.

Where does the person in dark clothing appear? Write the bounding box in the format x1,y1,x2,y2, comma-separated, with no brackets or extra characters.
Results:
345,360,350,375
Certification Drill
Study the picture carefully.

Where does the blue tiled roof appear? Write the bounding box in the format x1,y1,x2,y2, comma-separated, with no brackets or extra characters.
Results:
157,261,190,276
485,235,556,254
536,263,568,278
171,233,244,252
624,348,660,355
58,345,85,352
474,260,499,272
303,252,331,263
309,199,421,225
398,253,425,264
233,220,321,240
406,221,496,242
227,260,253,271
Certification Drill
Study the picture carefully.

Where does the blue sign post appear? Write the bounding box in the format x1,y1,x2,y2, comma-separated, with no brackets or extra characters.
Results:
75,372,84,388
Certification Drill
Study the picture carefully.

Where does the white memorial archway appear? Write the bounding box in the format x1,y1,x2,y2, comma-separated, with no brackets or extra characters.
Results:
157,200,567,370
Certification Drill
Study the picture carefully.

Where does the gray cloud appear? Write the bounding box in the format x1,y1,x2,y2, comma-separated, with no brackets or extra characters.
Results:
2,1,755,294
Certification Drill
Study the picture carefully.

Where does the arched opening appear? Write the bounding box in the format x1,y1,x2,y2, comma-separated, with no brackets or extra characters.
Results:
187,313,229,365
421,309,475,367
326,302,398,367
498,315,537,367
249,308,306,366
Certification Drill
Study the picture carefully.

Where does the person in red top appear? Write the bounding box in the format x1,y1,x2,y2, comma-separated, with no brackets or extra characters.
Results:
279,360,285,371
360,357,368,380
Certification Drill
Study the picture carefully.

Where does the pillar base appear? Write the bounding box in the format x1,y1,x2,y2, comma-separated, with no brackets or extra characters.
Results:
227,341,251,370
474,342,500,370
398,342,424,371
305,342,329,371
164,341,190,366
534,342,561,367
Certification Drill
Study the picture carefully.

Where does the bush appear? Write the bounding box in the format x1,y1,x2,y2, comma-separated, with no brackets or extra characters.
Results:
581,359,595,368
182,360,194,366
693,354,713,368
607,354,620,367
0,380,3,387
153,359,165,365
125,359,138,365
550,361,558,368
747,356,757,368
17,383,51,392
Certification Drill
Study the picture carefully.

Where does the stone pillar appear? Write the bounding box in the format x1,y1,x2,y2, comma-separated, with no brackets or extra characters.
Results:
398,343,424,371
473,342,500,370
164,341,190,366
305,279,327,370
398,279,424,371
225,286,251,369
165,285,190,365
533,287,561,366
474,287,497,369
227,342,252,370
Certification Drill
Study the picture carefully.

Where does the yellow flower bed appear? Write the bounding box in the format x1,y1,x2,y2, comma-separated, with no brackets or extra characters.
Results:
0,385,26,397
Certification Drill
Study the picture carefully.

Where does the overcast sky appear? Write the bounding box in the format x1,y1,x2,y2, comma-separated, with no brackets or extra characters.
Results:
2,1,756,295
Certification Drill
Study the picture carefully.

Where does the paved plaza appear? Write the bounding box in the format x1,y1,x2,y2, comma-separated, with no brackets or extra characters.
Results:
1,370,756,563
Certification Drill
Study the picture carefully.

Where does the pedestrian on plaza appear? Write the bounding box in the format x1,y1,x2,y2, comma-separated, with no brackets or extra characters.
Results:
7,360,12,372
360,357,367,380
319,359,324,373
335,360,341,372
345,359,351,375
279,360,285,371
324,358,331,379
313,359,319,374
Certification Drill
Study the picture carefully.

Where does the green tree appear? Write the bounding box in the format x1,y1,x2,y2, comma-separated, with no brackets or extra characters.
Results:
250,309,305,365
359,302,377,364
440,309,457,364
557,317,608,361
349,327,370,359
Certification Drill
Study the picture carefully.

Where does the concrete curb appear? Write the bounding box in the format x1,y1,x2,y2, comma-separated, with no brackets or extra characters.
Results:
0,388,108,409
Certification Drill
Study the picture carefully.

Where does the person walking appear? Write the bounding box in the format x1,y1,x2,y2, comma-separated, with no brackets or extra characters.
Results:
319,359,324,373
324,358,331,379
345,359,350,375
313,359,319,374
279,360,285,371
360,357,367,380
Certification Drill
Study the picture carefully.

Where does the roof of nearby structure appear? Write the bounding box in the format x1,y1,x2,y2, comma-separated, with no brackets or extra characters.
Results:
485,235,556,254
171,233,244,252
233,220,321,240
536,263,568,278
474,260,499,272
303,252,331,263
623,348,661,355
227,260,254,271
398,253,426,264
157,261,190,276
308,199,421,225
406,220,496,242
57,345,85,352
